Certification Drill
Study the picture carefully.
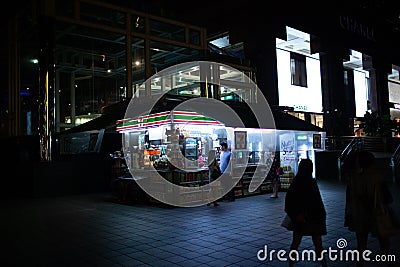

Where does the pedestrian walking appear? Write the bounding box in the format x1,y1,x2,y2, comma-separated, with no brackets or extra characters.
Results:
283,158,327,267
343,150,399,267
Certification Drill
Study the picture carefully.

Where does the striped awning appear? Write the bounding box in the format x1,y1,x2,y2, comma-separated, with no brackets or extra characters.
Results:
116,111,223,132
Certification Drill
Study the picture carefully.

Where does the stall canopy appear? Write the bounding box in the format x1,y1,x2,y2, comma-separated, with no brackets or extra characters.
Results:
116,111,224,132
61,97,324,134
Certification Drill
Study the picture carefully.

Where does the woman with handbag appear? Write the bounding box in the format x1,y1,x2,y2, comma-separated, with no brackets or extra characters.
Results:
283,158,327,267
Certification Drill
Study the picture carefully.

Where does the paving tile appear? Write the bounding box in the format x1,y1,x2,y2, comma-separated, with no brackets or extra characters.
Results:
2,180,400,267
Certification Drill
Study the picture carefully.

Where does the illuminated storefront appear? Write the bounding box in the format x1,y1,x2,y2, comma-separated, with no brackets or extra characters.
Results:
114,109,325,204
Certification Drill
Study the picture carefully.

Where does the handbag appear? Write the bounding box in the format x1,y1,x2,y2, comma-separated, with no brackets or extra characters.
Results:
298,218,327,236
281,214,294,231
373,188,400,238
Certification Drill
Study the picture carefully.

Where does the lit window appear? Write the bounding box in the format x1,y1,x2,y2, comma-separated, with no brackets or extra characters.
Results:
290,52,307,87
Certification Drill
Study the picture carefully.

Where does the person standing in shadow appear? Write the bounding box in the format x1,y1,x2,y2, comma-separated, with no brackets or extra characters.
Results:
271,158,283,198
207,149,220,207
284,158,327,267
344,150,398,267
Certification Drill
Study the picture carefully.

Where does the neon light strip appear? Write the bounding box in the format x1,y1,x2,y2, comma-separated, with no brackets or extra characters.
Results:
173,119,222,125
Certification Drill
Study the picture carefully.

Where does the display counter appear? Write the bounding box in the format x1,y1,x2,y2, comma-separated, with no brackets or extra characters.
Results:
232,164,273,197
110,162,277,205
110,165,211,205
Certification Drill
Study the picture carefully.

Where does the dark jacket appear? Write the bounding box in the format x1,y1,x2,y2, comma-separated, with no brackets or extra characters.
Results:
284,159,327,235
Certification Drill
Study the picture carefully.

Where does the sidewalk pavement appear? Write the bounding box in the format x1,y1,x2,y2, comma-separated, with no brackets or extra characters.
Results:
2,180,399,267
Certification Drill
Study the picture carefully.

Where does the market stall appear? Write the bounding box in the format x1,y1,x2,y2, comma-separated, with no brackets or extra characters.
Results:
114,109,325,205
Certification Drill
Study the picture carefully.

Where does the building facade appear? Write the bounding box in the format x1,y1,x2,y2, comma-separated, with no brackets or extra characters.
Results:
230,11,400,137
4,0,400,157
4,0,256,161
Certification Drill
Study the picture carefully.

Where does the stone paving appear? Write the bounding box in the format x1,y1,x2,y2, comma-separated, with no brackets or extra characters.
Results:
2,180,399,267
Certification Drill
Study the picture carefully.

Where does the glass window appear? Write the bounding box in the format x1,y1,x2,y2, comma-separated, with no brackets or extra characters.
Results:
189,29,201,45
132,38,146,97
389,81,400,103
290,52,307,87
80,2,126,29
55,22,126,130
149,19,185,42
151,49,202,97
219,65,256,103
18,11,39,135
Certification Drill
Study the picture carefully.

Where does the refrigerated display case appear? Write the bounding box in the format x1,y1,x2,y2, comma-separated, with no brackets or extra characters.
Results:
184,137,199,168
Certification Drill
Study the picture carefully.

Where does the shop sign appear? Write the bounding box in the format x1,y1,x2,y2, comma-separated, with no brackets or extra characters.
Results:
339,16,376,42
172,111,223,125
296,134,307,140
234,131,247,149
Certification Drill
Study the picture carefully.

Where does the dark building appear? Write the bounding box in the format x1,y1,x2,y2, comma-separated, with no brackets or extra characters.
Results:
2,0,400,196
4,1,400,138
